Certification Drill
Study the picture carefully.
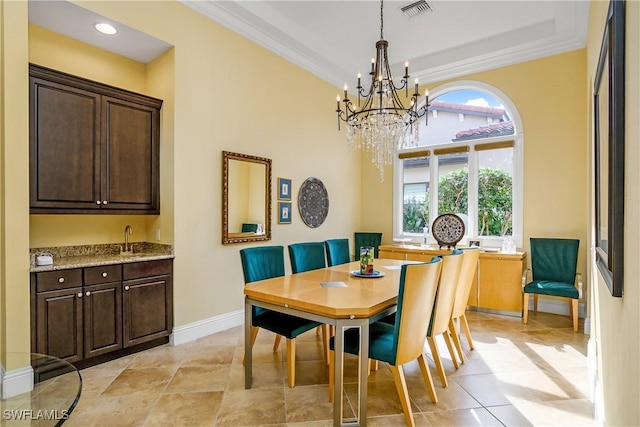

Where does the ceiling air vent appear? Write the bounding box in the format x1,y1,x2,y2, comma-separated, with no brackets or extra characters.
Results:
400,0,433,18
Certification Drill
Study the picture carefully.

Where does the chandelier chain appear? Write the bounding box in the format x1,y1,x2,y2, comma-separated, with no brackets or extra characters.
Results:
380,0,384,39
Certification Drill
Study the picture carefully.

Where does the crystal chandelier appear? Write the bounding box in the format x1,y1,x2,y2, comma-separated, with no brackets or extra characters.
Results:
336,0,430,180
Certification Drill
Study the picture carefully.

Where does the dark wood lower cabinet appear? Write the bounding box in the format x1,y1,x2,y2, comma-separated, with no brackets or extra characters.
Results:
32,259,173,367
122,259,173,348
123,275,172,347
84,282,123,358
35,286,83,363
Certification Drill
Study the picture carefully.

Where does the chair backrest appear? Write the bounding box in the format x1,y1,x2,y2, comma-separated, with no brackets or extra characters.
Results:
241,223,258,233
451,247,480,319
324,238,351,266
391,258,443,366
240,246,285,319
288,242,327,273
530,238,579,284
239,246,285,283
427,250,464,337
354,232,383,258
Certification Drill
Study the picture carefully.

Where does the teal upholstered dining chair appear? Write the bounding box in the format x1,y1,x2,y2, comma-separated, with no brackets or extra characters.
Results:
287,242,330,362
426,249,464,387
240,246,322,387
523,238,582,332
288,242,327,273
449,247,480,364
241,223,258,233
324,238,351,267
354,232,383,259
328,258,443,427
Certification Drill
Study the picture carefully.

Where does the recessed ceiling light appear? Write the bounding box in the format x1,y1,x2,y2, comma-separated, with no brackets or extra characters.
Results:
94,22,117,35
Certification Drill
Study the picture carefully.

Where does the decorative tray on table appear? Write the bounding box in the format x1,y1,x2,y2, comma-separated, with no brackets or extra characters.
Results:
350,270,386,278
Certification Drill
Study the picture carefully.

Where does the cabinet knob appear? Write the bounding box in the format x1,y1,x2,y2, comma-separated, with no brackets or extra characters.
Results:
85,291,91,296
58,277,65,283
103,201,108,205
77,292,82,298
124,285,130,291
96,201,101,205
102,272,108,278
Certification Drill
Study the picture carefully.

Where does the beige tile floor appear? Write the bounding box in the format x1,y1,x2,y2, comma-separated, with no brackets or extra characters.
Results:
65,311,594,426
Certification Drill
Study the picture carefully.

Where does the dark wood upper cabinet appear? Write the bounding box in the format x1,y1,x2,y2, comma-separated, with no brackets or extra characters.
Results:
29,64,162,214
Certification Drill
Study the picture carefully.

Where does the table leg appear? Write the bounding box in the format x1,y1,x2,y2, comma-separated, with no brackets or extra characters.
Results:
244,299,252,389
333,320,345,426
358,320,369,426
333,318,368,427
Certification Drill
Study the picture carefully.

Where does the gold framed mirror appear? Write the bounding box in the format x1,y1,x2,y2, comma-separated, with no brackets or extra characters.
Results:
222,151,272,244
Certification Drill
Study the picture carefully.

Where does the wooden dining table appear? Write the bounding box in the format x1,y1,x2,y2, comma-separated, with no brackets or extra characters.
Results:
244,258,410,427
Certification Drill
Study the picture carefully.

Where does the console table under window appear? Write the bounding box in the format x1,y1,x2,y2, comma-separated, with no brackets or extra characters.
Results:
378,245,526,316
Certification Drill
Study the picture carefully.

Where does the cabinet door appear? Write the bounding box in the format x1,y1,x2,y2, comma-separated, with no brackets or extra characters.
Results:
405,253,434,262
378,249,406,260
29,77,101,211
102,97,160,212
123,275,173,347
84,282,123,358
36,287,83,363
478,258,524,313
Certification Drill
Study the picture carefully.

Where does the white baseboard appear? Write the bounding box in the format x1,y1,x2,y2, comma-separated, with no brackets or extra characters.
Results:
1,365,34,399
170,309,244,346
526,298,589,334
588,338,604,426
528,297,586,318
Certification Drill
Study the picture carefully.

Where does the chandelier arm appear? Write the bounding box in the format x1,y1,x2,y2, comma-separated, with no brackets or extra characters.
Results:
358,85,373,100
392,78,409,93
379,43,410,93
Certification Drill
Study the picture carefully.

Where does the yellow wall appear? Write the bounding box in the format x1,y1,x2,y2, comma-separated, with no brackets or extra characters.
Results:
1,0,31,363
587,1,640,425
146,48,176,245
28,25,146,91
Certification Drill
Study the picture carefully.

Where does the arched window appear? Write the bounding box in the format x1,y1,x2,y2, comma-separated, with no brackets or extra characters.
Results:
393,81,524,248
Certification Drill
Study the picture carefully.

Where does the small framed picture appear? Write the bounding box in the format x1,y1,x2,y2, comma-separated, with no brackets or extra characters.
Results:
278,178,291,200
468,239,481,248
278,202,292,224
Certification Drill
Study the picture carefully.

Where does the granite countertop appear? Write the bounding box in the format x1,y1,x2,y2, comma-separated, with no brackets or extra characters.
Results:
30,242,174,272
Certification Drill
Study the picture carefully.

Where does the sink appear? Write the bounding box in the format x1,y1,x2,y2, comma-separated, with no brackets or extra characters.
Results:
119,252,144,258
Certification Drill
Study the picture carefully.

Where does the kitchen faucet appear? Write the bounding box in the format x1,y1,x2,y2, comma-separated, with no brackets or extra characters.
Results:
124,225,133,253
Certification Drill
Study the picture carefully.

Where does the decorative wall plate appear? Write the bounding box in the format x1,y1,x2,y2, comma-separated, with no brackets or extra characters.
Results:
431,213,465,249
298,177,329,228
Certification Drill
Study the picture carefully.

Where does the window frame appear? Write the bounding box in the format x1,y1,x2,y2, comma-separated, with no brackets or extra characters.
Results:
392,81,524,248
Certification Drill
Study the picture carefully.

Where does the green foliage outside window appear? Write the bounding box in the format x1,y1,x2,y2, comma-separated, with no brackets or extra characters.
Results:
477,168,513,235
403,198,429,233
403,168,512,235
438,169,469,215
